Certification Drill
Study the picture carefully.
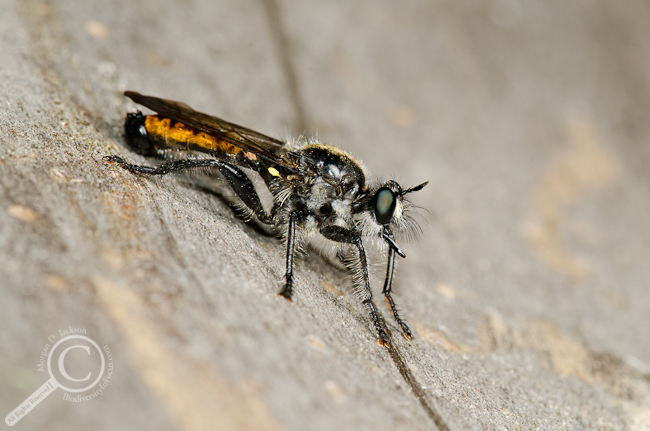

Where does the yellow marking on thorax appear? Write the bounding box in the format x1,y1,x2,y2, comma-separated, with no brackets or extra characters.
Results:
145,115,243,155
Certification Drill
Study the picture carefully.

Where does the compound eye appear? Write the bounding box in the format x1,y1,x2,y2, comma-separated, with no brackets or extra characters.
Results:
374,187,396,225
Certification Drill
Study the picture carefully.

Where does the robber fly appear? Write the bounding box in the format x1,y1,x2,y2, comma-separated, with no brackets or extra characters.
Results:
104,91,427,347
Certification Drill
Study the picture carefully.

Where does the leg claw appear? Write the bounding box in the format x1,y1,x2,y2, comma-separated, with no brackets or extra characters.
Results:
278,285,293,302
378,331,391,348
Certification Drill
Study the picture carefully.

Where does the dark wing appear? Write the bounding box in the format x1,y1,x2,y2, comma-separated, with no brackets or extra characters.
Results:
125,91,301,173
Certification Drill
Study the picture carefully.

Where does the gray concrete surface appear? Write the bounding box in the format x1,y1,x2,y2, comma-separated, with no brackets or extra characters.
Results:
1,0,650,430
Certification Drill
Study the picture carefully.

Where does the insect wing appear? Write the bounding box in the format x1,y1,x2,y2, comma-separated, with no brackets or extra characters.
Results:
125,91,300,172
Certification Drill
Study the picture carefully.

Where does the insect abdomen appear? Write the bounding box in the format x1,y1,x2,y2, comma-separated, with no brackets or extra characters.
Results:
124,112,156,156
124,112,250,162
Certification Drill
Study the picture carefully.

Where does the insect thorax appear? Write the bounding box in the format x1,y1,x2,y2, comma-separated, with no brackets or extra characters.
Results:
286,143,367,224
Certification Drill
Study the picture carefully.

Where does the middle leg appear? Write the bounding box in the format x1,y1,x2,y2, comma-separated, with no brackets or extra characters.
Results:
278,211,297,301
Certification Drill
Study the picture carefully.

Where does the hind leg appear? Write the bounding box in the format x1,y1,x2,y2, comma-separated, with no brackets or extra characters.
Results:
104,156,273,224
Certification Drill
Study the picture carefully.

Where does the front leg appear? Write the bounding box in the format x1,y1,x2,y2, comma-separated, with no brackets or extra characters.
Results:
320,226,391,347
382,244,412,341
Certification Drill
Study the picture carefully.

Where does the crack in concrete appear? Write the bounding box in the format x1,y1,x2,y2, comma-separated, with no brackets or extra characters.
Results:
260,0,309,135
386,341,451,431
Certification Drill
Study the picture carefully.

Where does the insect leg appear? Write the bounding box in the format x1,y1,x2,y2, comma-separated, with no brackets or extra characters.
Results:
320,226,390,347
278,211,297,301
382,246,412,341
216,163,273,224
104,155,220,175
104,156,273,224
356,238,391,347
